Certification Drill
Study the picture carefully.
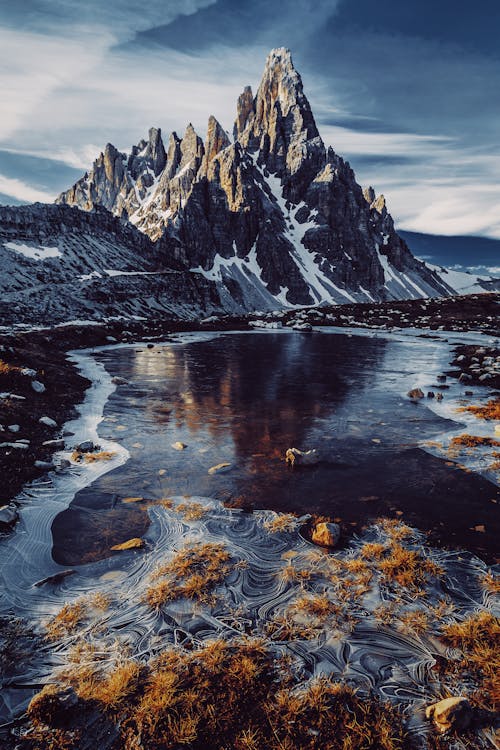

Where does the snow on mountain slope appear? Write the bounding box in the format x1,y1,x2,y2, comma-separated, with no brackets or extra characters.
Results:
57,48,453,308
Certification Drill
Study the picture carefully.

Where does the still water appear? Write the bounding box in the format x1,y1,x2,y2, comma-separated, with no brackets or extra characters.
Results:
52,331,499,564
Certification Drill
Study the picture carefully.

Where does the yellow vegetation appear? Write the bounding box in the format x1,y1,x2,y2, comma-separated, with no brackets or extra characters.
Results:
440,611,500,710
458,398,500,421
450,434,500,448
29,640,410,749
145,542,231,608
263,513,298,533
175,501,209,520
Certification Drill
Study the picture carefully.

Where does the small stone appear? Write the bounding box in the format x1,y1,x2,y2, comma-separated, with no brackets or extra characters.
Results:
76,440,96,453
311,521,340,548
437,375,447,382
8,424,20,432
436,393,443,401
208,462,231,475
425,697,473,734
35,460,55,470
42,439,65,450
427,392,435,399
458,373,472,383
39,416,58,428
111,538,144,551
407,388,424,399
31,380,46,393
34,570,76,587
172,441,187,451
285,447,319,466
111,376,128,385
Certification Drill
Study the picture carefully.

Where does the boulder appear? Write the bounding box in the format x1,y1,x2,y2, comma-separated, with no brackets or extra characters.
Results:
407,388,424,399
427,391,435,399
436,393,444,401
111,376,128,385
425,697,473,734
311,521,340,548
458,373,472,383
285,447,319,466
172,441,187,450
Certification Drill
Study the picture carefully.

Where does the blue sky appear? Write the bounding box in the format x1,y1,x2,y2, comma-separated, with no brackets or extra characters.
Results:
1,0,499,238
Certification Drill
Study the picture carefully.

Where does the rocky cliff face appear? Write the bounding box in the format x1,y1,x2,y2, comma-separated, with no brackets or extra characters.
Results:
0,204,232,325
57,48,454,306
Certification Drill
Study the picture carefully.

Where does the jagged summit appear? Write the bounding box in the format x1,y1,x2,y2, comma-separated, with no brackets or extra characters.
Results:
56,48,453,306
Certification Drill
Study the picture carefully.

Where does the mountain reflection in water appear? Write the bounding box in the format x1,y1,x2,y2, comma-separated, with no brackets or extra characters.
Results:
52,333,500,564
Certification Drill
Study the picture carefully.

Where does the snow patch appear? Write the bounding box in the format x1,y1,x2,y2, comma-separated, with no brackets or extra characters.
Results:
4,241,62,261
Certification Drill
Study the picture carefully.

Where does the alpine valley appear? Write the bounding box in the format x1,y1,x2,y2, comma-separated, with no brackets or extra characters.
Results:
2,47,497,326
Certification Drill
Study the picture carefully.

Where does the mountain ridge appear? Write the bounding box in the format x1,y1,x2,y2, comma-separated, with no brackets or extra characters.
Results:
56,47,454,307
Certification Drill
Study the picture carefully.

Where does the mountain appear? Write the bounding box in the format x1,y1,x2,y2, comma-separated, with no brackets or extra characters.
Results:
56,47,454,308
0,204,233,326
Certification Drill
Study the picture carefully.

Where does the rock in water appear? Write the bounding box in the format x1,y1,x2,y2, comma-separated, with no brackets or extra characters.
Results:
172,441,187,450
311,521,341,548
425,697,473,734
285,447,319,466
111,538,144,551
208,462,231,475
407,388,425,399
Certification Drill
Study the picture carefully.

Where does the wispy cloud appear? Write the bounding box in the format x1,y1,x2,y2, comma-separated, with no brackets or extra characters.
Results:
0,174,56,203
0,0,498,240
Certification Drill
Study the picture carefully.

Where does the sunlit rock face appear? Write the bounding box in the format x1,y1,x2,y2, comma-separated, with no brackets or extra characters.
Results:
57,48,453,307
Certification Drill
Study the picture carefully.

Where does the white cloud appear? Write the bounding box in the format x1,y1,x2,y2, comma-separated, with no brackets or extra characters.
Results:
0,174,56,203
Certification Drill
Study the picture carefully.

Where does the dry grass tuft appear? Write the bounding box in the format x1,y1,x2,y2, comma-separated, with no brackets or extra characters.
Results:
450,434,500,448
46,601,86,641
145,542,231,608
71,450,116,463
440,611,500,710
378,544,442,589
0,359,22,376
263,513,299,533
482,572,500,594
175,501,209,520
458,398,500,421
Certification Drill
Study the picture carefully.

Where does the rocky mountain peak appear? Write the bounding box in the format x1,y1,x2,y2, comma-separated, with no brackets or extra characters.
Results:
234,85,254,140
204,116,231,166
55,48,453,308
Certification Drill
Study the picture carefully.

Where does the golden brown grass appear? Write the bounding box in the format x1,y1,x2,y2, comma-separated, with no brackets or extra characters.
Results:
450,434,500,448
46,601,86,640
144,542,231,608
0,359,22,376
482,572,500,593
378,544,443,589
31,639,410,749
70,450,116,463
175,501,209,520
263,513,298,533
458,398,500,421
439,611,500,710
